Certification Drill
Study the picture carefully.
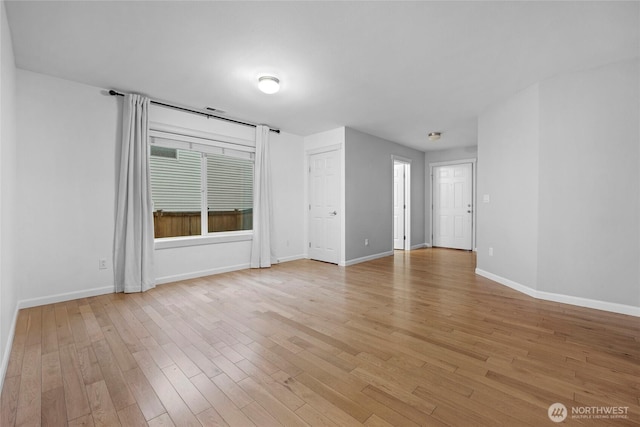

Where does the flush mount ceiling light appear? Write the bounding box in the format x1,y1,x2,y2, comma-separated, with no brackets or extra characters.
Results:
258,76,280,94
428,132,442,141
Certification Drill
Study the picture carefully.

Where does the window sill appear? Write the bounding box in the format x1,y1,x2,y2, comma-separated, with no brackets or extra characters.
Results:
154,230,253,250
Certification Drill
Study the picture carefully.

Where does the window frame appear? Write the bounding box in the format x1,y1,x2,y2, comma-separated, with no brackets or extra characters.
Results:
148,123,255,248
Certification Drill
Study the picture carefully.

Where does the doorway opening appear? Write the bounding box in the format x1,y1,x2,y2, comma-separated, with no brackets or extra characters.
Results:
393,157,411,251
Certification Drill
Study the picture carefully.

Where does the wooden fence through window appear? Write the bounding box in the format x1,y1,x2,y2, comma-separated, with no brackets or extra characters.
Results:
153,210,252,238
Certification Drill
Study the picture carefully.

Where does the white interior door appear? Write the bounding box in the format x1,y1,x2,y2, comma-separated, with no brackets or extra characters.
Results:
393,163,406,250
433,163,473,250
309,150,340,264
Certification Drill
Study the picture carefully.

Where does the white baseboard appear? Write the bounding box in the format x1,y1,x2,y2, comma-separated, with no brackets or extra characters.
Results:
18,285,114,310
475,268,640,317
343,250,394,267
0,304,20,392
412,243,430,250
275,254,306,264
155,263,250,285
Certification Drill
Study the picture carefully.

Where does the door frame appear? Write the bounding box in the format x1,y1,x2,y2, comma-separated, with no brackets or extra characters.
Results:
392,156,411,251
305,143,344,265
429,158,477,251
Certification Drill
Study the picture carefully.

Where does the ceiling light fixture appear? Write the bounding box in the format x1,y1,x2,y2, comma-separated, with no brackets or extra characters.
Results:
428,132,442,141
258,76,280,94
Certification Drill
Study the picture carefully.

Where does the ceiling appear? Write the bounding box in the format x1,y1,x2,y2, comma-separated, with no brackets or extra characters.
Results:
5,1,639,151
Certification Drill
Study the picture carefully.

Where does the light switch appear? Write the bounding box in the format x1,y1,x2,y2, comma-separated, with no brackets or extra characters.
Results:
483,194,490,203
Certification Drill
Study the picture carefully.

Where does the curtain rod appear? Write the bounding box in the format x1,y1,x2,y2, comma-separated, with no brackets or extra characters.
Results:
108,90,280,134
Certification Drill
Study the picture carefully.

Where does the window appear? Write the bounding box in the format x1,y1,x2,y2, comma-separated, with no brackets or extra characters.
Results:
149,133,254,239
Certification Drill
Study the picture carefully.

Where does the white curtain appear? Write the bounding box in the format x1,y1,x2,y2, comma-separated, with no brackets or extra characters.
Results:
250,125,274,268
114,94,155,292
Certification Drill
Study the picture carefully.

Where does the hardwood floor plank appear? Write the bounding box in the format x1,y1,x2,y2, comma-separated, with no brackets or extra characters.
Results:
42,351,63,392
132,350,201,427
67,303,91,350
294,372,371,423
161,342,202,378
76,346,103,386
237,376,308,426
101,324,138,372
122,367,166,421
295,403,340,427
236,358,305,411
91,339,136,411
5,312,29,380
85,380,119,427
140,335,174,369
54,304,75,347
269,371,362,427
147,413,175,427
68,414,95,427
59,344,91,421
211,373,254,409
241,401,282,427
196,407,229,426
25,307,43,347
161,364,211,415
15,344,41,426
190,372,256,427
117,403,149,427
41,386,68,427
42,305,59,354
78,304,104,343
0,375,20,427
361,384,433,425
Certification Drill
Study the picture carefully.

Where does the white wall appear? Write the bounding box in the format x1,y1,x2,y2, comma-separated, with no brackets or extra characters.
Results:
537,59,639,306
477,59,640,314
1,0,19,386
425,146,478,165
344,127,425,263
15,70,305,305
477,84,540,290
424,146,478,246
270,131,305,263
16,70,120,304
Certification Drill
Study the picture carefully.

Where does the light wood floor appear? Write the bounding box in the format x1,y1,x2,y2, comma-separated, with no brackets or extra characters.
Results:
1,249,639,426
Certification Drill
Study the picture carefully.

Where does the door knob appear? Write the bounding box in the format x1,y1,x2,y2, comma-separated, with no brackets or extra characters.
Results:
329,211,337,216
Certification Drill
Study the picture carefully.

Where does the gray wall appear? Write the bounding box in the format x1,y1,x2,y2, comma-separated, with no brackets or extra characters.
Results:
424,146,478,246
537,59,639,305
477,58,640,308
477,85,540,289
345,127,425,262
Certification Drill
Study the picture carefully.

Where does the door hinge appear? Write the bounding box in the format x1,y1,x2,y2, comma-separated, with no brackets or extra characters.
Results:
403,236,406,240
309,242,311,248
308,204,311,210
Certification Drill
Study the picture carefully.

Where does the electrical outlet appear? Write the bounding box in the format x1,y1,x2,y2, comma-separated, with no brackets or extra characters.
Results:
99,258,107,270
365,238,369,246
488,247,494,257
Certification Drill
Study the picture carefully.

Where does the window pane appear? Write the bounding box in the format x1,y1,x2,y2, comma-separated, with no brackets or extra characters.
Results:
206,154,253,232
149,148,201,238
